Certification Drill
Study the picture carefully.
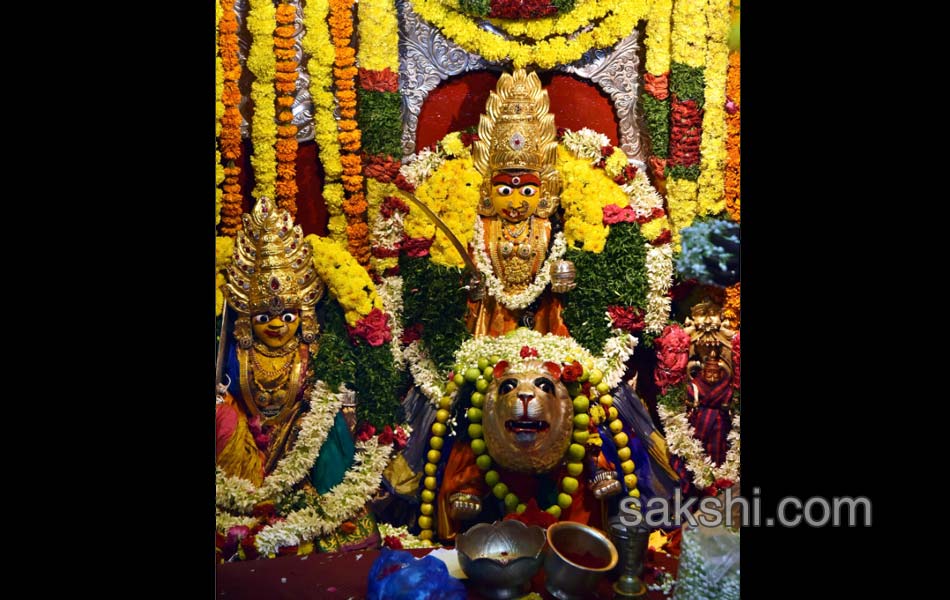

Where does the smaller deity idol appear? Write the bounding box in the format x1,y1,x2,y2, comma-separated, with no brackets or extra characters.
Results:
216,198,377,556
681,300,737,466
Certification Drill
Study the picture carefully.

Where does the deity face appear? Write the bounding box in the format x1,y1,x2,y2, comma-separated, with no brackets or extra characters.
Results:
482,361,573,473
490,171,542,222
251,310,300,348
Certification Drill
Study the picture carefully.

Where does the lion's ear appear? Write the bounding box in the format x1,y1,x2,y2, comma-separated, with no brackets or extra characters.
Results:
542,361,561,379
493,360,510,379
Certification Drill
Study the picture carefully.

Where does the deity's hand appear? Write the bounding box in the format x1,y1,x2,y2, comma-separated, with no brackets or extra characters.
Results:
448,492,482,520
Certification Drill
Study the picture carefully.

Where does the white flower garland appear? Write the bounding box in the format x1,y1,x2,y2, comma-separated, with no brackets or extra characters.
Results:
657,404,740,490
378,522,436,549
375,275,406,369
253,437,394,556
622,170,666,221
644,243,674,335
404,340,446,403
561,127,612,162
215,381,344,513
472,216,568,311
399,147,445,188
214,511,260,534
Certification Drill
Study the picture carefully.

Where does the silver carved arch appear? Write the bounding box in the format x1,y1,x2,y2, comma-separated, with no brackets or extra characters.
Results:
398,0,647,169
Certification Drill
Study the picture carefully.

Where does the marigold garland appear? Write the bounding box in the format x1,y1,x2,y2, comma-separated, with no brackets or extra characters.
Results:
306,234,384,325
247,0,278,201
273,2,299,216
409,0,650,69
645,0,672,77
670,0,707,68
218,0,244,236
302,0,344,194
329,0,370,267
483,0,613,41
722,282,740,327
696,0,731,218
724,51,740,222
215,0,225,227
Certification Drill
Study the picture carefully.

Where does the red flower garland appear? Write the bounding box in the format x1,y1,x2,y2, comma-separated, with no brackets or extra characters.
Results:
667,98,703,169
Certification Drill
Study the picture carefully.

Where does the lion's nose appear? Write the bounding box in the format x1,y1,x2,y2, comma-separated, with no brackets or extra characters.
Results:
518,392,534,402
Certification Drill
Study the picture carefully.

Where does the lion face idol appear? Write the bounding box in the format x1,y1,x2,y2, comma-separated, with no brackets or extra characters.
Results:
482,360,573,473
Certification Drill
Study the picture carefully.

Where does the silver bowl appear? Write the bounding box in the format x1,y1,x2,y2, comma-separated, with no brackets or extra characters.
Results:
543,521,619,600
456,520,547,599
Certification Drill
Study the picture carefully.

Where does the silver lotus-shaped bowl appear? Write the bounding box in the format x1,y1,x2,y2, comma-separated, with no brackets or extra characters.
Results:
457,520,547,599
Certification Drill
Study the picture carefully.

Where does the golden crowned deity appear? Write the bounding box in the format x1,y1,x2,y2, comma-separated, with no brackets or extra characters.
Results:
217,197,326,481
215,198,377,557
466,69,574,337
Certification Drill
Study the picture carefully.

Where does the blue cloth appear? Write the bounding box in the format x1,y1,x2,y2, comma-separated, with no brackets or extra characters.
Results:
367,549,466,600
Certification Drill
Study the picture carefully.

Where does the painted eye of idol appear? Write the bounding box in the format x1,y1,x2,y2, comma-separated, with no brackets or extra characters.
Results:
533,377,554,394
281,312,298,323
520,185,538,197
494,185,513,196
499,379,519,395
253,314,270,324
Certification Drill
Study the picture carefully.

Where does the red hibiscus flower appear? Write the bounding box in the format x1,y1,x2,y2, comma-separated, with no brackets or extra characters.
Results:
383,535,404,550
503,498,557,528
349,308,393,347
653,325,690,391
520,345,539,358
460,131,479,147
393,426,410,450
356,421,377,442
602,204,638,225
561,360,583,383
651,230,672,246
607,305,646,333
401,236,433,258
378,425,394,446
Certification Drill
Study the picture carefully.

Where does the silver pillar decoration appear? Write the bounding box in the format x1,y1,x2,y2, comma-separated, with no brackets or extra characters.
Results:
397,0,646,164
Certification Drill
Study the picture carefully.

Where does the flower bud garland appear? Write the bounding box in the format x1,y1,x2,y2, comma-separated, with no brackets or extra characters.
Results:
218,0,244,236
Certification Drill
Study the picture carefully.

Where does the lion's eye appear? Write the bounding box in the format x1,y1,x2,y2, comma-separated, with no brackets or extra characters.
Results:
534,377,554,394
499,379,518,395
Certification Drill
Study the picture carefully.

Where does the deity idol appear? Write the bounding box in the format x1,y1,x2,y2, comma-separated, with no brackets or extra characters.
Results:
215,198,378,557
401,71,679,543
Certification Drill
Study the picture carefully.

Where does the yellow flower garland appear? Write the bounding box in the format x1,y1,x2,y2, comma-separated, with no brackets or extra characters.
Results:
664,0,707,250
358,0,400,72
645,0,672,75
215,236,235,317
484,0,613,41
366,178,402,272
412,155,481,268
247,0,277,201
558,147,628,253
305,234,384,325
324,183,348,247
671,0,707,68
410,0,649,69
302,0,343,181
696,0,731,217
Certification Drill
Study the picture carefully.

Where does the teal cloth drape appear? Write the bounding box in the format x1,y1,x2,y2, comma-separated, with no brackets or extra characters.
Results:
311,412,355,493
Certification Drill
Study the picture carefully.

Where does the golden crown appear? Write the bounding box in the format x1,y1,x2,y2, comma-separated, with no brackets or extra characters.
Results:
225,198,323,345
472,69,560,218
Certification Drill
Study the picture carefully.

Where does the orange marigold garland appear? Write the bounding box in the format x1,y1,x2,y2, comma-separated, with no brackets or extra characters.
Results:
218,0,244,236
273,2,299,217
723,282,740,327
724,51,740,222
330,0,370,267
